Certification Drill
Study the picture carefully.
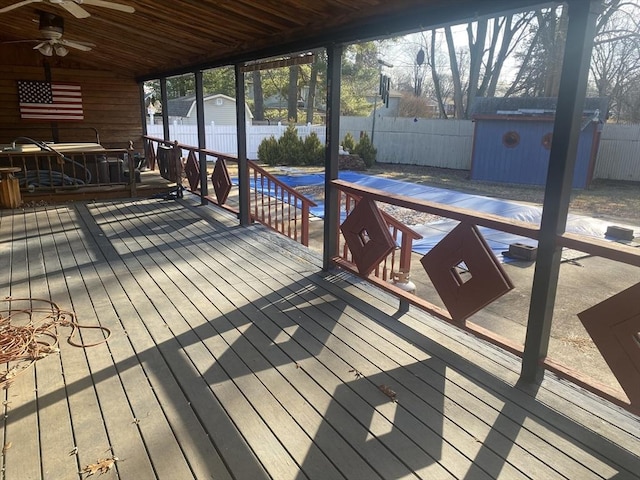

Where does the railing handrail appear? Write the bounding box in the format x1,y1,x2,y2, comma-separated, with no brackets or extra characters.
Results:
0,148,126,157
333,179,640,266
247,162,318,208
144,136,317,245
143,135,317,208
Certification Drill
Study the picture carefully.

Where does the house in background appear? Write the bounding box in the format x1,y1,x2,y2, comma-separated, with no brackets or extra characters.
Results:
166,94,253,125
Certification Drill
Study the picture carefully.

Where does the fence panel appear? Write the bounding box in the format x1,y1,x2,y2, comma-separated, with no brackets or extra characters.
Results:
148,120,640,181
597,124,640,181
148,123,325,159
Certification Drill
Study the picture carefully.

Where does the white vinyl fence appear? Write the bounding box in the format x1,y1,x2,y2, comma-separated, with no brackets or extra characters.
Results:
148,122,325,160
147,118,640,181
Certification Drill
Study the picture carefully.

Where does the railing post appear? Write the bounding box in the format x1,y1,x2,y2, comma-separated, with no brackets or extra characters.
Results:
127,141,136,197
301,202,310,247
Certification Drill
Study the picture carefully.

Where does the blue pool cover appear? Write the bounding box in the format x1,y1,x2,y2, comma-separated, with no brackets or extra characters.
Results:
257,169,638,261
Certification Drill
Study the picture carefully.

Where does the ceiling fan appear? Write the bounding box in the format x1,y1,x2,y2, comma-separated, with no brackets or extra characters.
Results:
0,0,135,19
3,11,94,56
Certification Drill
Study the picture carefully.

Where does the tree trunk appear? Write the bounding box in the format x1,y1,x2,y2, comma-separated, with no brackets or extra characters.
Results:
540,6,568,97
306,57,319,124
445,26,465,118
288,66,298,122
429,30,448,118
466,19,487,117
252,70,264,121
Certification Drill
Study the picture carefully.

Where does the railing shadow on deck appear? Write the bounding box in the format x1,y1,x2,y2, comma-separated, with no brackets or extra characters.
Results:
331,179,640,416
7,271,639,479
142,135,640,415
5,200,639,479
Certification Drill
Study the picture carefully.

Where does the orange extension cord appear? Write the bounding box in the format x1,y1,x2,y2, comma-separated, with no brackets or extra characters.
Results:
0,297,111,387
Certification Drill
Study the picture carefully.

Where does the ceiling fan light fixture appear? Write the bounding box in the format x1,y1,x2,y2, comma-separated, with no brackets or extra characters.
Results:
54,44,68,56
38,43,53,56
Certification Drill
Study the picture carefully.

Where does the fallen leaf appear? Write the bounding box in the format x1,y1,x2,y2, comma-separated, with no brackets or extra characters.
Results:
3,442,12,452
81,456,117,477
378,384,397,402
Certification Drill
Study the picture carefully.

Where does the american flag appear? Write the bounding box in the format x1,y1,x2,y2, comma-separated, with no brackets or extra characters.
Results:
17,80,84,121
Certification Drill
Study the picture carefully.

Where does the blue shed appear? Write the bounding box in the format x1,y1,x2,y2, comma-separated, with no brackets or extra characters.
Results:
470,97,607,188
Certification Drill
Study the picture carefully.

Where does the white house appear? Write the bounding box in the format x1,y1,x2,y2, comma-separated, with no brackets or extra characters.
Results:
167,94,253,125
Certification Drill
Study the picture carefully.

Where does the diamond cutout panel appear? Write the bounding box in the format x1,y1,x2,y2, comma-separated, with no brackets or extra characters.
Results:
184,151,200,191
420,223,513,322
211,158,232,205
341,198,395,276
578,282,640,405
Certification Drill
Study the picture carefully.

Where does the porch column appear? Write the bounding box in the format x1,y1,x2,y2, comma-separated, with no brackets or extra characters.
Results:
235,64,250,226
521,0,601,383
138,82,147,138
195,70,208,205
323,44,343,270
160,77,170,142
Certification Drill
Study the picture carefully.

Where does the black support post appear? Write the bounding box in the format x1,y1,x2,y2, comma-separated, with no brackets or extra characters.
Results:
235,64,250,226
160,77,170,142
323,44,343,271
138,82,147,138
520,0,601,383
195,70,208,204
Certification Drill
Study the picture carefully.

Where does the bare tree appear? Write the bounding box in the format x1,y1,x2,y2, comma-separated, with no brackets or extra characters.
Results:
287,66,299,122
252,70,264,121
441,13,536,117
590,1,640,121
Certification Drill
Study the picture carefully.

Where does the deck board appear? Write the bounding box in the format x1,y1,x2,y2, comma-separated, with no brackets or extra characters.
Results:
74,203,259,480
0,198,639,479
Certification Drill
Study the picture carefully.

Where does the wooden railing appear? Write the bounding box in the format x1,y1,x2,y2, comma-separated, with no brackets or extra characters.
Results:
0,147,134,193
331,178,640,413
335,188,423,286
248,163,316,246
143,136,316,246
144,135,640,413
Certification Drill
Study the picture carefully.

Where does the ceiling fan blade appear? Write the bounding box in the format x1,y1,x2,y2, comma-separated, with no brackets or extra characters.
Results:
81,0,135,13
2,39,39,44
59,38,93,51
59,0,90,18
33,41,48,49
0,0,42,14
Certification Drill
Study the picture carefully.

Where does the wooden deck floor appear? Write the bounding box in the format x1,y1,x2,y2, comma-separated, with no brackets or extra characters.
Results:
1,196,638,480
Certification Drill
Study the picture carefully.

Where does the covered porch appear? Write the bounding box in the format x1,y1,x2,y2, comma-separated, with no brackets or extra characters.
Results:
1,198,638,479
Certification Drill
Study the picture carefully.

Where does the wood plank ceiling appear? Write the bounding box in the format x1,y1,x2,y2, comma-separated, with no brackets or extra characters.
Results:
0,0,549,80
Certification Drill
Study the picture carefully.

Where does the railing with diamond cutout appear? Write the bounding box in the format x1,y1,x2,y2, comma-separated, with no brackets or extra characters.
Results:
143,136,316,247
332,178,640,415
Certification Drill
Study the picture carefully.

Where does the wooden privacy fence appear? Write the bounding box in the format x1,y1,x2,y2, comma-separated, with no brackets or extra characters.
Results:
143,135,316,246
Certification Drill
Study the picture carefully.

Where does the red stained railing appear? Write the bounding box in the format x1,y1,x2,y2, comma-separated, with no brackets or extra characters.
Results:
143,136,316,246
335,187,423,283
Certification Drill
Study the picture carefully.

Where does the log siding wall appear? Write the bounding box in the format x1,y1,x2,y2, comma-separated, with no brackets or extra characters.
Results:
0,51,142,151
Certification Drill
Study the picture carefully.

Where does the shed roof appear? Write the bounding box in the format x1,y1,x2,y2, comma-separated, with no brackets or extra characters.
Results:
470,97,610,118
